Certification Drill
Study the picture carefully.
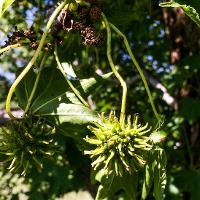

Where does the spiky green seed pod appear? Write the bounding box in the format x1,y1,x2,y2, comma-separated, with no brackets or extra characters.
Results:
84,111,154,176
0,117,57,175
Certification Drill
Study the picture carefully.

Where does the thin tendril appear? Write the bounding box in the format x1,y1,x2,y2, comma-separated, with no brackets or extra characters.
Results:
109,23,160,121
24,53,48,115
102,13,127,125
5,0,67,119
54,43,89,107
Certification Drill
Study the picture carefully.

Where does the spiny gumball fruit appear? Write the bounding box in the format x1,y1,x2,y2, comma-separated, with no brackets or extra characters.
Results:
84,111,155,176
0,117,58,175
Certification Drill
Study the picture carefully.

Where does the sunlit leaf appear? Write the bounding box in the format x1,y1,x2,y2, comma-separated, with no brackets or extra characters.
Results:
0,0,15,18
15,67,111,137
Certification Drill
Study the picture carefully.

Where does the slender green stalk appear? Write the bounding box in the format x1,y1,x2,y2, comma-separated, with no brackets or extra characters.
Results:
6,0,67,119
102,14,127,124
109,23,160,121
0,43,22,55
54,44,89,107
24,53,48,114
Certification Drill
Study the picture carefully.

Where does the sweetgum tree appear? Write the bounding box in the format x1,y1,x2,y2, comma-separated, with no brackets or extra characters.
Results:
0,0,200,199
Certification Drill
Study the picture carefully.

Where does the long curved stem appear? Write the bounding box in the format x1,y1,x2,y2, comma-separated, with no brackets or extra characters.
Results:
24,53,48,115
109,23,160,121
54,44,89,107
102,14,127,125
6,0,67,119
0,43,22,55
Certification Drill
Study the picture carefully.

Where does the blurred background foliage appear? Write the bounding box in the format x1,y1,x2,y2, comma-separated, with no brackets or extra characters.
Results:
0,0,200,199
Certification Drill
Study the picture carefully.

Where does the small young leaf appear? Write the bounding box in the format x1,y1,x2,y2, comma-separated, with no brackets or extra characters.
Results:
182,5,200,28
159,2,181,8
159,1,200,28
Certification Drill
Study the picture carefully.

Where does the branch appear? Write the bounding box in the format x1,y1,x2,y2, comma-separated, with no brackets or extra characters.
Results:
143,71,178,109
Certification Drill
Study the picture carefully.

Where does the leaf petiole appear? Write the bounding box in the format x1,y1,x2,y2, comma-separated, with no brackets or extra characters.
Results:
102,13,127,126
24,53,48,115
54,43,89,107
109,23,160,122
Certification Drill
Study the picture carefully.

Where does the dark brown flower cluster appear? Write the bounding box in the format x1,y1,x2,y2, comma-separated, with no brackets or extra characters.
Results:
4,26,38,49
51,0,103,46
2,26,54,53
78,0,102,21
81,24,102,46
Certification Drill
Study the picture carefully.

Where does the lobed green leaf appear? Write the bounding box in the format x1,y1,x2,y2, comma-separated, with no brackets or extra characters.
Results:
15,67,111,137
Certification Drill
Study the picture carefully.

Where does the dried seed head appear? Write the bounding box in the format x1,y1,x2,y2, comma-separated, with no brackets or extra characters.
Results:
81,24,103,46
78,7,90,19
84,111,155,176
89,6,102,21
72,21,82,31
58,9,74,32
2,27,37,49
29,41,38,49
